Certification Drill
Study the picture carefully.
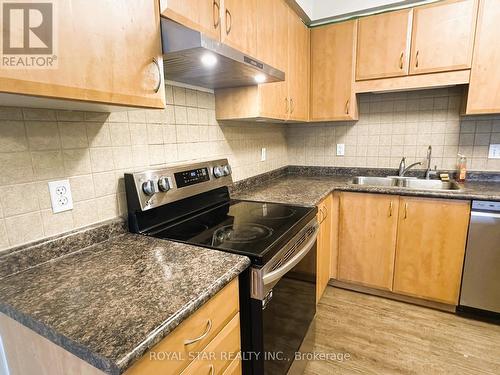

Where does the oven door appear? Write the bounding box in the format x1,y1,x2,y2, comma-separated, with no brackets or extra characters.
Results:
249,224,317,375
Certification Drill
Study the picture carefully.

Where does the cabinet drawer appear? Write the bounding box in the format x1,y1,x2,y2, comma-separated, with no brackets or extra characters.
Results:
125,278,239,375
181,313,241,375
223,358,242,375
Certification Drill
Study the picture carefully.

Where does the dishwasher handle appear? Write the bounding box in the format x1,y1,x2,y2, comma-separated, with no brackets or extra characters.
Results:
471,211,500,219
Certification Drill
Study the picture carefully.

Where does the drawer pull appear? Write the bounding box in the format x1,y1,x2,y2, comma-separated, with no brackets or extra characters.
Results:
184,319,212,345
404,203,408,219
389,201,393,217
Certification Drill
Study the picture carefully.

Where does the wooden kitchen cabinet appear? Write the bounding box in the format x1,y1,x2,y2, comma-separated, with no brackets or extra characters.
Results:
221,0,257,57
215,2,310,122
125,279,240,375
393,198,470,305
466,0,500,114
409,0,478,75
316,194,334,301
0,0,165,110
338,192,399,291
287,7,310,121
160,0,221,40
356,9,412,80
256,0,289,120
310,20,358,121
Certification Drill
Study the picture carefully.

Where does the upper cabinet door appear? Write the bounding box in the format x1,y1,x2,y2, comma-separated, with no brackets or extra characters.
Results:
160,0,221,41
310,20,358,121
0,0,165,109
287,9,310,121
356,9,412,80
256,0,288,120
409,0,478,75
466,0,500,115
220,0,257,57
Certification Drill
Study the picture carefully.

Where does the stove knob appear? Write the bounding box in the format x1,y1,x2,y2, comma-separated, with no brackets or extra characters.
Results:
222,164,231,176
158,177,170,192
142,180,156,196
213,166,224,178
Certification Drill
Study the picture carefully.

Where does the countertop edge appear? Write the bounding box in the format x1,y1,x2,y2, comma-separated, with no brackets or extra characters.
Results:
0,256,251,375
115,255,251,373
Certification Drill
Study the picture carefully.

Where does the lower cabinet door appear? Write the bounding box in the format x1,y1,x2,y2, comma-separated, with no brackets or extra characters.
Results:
338,192,399,290
223,358,242,375
393,197,470,304
316,194,333,301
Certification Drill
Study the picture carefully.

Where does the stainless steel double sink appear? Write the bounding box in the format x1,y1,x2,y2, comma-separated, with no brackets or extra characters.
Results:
351,176,462,191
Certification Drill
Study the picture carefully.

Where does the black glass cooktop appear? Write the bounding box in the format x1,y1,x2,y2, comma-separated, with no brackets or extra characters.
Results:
149,200,316,265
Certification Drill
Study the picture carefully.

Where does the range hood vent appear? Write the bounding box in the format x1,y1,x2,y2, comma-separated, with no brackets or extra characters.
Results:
161,18,285,89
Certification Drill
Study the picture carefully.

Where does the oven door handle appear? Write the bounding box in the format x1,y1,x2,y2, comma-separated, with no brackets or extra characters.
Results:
262,224,319,286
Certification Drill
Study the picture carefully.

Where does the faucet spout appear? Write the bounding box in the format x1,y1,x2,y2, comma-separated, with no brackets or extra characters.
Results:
400,161,422,176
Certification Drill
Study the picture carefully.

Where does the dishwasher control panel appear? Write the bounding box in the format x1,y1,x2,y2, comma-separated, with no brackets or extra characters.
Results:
472,200,500,212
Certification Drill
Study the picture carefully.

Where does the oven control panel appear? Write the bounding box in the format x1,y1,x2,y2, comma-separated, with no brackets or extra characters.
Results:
175,167,210,188
125,159,233,211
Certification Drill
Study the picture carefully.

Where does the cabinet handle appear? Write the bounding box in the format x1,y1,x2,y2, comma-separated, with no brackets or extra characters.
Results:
213,1,220,28
152,58,162,93
290,98,295,114
318,207,324,224
184,319,212,345
389,201,393,217
225,9,232,35
285,97,289,113
345,99,350,115
415,50,419,68
404,203,408,219
322,205,328,220
399,51,404,69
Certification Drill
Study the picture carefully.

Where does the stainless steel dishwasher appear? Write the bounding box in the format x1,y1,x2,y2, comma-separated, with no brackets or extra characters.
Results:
459,200,500,315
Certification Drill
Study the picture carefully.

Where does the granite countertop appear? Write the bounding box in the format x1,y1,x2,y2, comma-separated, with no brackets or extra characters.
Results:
0,233,250,374
233,175,500,206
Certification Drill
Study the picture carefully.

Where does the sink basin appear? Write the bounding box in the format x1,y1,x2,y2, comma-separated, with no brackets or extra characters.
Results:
401,179,462,191
351,176,462,191
351,176,398,187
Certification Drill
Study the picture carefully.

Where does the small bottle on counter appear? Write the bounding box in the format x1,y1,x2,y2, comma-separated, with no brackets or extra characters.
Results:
457,153,467,182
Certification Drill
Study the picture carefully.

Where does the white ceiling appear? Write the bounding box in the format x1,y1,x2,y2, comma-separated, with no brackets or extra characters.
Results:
295,0,439,25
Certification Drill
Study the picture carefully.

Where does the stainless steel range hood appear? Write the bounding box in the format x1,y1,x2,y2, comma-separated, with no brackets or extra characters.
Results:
161,18,285,89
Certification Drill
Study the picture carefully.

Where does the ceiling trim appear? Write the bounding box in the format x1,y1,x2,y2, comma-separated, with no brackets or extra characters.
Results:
284,0,312,25
288,0,440,27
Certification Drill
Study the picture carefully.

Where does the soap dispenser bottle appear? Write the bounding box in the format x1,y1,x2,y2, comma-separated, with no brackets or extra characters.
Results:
457,154,467,182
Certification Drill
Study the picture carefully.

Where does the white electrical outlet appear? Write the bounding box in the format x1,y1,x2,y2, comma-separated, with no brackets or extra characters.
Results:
261,147,266,161
48,180,73,213
488,144,500,159
336,144,345,156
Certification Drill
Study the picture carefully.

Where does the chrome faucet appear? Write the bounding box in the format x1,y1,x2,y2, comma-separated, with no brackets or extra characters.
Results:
398,157,422,177
425,145,435,179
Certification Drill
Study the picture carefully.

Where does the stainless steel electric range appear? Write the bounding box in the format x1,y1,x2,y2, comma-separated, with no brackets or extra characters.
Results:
125,159,318,375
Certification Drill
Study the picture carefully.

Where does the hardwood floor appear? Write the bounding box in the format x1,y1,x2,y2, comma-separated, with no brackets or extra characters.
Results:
303,287,500,375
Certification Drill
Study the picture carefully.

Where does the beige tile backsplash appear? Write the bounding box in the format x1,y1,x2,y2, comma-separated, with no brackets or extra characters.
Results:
1,86,499,251
288,87,500,172
0,85,288,250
